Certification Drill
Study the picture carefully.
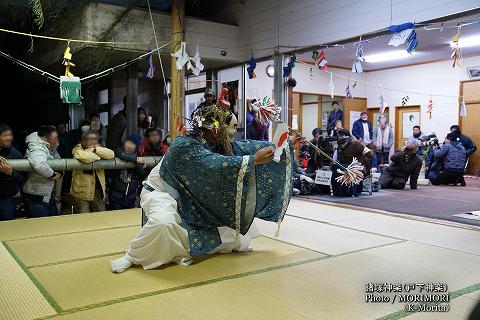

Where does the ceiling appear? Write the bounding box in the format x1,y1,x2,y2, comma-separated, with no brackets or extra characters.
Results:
297,16,480,71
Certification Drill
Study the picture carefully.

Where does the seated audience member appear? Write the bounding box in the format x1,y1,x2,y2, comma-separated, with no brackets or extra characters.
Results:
0,123,25,220
430,131,467,186
71,131,114,213
331,129,373,197
379,143,422,190
300,128,322,173
372,115,394,167
108,135,144,210
23,126,62,218
139,128,167,156
450,125,477,158
330,120,343,137
352,111,373,145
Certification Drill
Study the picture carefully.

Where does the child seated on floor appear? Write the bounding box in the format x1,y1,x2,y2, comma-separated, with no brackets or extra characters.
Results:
107,135,145,210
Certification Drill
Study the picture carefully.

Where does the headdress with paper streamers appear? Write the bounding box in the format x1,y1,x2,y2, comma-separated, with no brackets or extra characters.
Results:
251,97,281,124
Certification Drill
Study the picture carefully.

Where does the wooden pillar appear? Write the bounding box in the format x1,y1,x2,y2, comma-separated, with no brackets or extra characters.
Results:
126,63,138,136
169,0,185,138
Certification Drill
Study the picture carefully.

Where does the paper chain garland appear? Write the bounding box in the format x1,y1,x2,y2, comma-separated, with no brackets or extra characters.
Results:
328,73,335,99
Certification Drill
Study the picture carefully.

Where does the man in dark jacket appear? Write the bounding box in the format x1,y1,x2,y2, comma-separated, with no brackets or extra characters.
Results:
0,123,25,220
450,125,477,157
106,96,127,150
351,112,373,144
327,101,343,135
430,131,467,186
379,143,422,190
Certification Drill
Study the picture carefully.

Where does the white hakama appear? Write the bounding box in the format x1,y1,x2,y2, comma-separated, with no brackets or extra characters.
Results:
111,162,259,273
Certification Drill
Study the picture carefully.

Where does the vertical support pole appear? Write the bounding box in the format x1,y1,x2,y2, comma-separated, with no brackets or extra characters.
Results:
169,0,186,139
126,63,138,136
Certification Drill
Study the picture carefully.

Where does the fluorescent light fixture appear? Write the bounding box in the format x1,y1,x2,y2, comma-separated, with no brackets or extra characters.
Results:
364,51,415,63
450,35,480,48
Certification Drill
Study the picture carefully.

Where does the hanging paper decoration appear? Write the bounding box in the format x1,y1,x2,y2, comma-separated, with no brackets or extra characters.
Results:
309,67,313,80
247,55,257,79
62,44,75,77
451,30,462,68
388,22,418,53
427,96,433,119
352,44,364,73
379,87,386,114
312,50,319,61
171,41,190,70
328,73,334,99
335,158,364,186
145,48,156,79
345,82,352,99
401,95,409,106
314,50,328,71
352,81,357,89
60,43,82,104
283,53,296,77
460,98,467,117
188,46,204,76
251,96,281,124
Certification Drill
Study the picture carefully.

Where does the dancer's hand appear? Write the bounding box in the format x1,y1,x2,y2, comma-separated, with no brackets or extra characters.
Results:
254,146,275,165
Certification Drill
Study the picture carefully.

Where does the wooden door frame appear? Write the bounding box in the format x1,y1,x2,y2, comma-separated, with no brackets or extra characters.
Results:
394,104,421,149
367,107,389,123
459,79,480,129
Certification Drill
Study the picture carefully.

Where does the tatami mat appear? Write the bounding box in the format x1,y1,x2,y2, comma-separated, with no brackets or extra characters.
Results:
0,243,55,320
229,241,480,320
30,237,324,310
255,215,399,255
334,214,480,256
7,226,140,267
287,199,376,223
90,209,140,228
44,280,309,320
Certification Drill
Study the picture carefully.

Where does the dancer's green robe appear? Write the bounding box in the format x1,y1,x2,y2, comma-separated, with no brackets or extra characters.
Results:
159,134,293,255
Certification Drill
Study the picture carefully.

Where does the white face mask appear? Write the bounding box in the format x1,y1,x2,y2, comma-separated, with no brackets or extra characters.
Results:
81,125,90,133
